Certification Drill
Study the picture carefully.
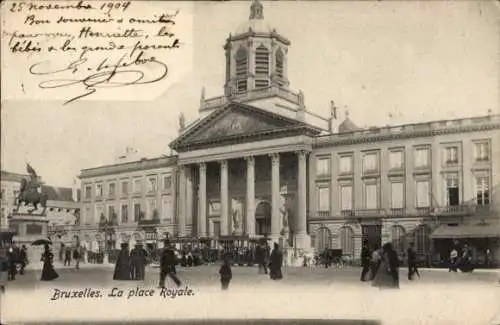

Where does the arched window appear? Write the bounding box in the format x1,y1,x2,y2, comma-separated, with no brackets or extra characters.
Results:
275,49,284,78
315,227,332,252
235,47,248,93
414,224,430,255
391,225,406,253
340,226,354,256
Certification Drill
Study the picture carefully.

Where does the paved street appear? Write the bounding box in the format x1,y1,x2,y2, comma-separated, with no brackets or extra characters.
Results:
2,264,499,325
6,263,499,289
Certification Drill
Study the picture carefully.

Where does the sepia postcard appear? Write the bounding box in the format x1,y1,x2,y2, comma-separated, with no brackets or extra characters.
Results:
1,0,499,324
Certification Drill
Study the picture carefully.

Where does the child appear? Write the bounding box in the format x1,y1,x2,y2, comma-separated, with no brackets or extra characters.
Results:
219,256,232,291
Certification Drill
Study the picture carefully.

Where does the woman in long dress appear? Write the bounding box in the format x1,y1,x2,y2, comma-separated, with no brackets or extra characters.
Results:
41,244,59,281
269,243,283,280
372,243,399,289
113,243,131,280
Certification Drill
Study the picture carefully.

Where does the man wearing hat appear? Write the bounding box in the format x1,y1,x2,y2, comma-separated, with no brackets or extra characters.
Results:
159,239,181,288
130,242,148,280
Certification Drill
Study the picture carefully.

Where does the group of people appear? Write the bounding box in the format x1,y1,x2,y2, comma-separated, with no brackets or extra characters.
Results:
113,243,151,281
449,244,474,273
360,241,420,289
3,244,28,281
62,246,82,269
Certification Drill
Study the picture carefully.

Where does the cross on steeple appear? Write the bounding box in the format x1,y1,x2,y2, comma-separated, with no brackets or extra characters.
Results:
249,0,264,20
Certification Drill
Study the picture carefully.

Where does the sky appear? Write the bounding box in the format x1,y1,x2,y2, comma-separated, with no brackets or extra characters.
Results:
1,1,499,187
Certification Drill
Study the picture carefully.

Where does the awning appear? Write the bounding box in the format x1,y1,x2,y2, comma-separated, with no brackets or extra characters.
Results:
430,224,500,239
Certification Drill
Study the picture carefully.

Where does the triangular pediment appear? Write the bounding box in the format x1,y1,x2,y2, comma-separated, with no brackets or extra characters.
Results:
170,102,320,151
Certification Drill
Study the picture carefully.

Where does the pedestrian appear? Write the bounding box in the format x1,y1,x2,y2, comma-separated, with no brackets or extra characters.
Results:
449,248,458,272
360,240,371,281
372,243,399,289
19,245,27,275
7,246,17,281
73,247,80,270
407,242,420,280
40,244,59,281
64,247,72,267
159,240,181,288
130,243,147,280
219,255,232,291
113,243,131,280
269,243,283,280
369,245,381,281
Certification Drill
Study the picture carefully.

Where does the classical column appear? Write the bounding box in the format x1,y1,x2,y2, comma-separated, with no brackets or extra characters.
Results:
186,166,193,234
270,153,280,242
246,156,256,237
178,166,186,237
198,162,207,237
220,160,229,236
295,150,311,250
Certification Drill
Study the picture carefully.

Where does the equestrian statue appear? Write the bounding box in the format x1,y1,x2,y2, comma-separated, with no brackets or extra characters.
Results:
15,163,48,214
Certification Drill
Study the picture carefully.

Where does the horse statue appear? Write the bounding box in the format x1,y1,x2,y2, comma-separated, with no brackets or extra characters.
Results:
15,178,48,214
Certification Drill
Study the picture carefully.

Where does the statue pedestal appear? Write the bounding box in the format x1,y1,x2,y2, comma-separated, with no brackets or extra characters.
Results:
10,209,48,271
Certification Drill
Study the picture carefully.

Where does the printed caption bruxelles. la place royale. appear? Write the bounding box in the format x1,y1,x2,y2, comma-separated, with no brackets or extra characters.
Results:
50,286,195,301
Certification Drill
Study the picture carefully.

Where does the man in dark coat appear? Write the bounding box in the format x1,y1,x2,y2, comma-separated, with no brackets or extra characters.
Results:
19,245,27,275
407,242,420,280
130,243,148,280
360,240,371,281
159,240,181,288
269,243,283,280
7,246,17,281
113,243,131,280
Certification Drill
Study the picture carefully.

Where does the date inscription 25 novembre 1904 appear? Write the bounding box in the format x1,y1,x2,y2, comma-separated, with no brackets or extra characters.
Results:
5,0,183,104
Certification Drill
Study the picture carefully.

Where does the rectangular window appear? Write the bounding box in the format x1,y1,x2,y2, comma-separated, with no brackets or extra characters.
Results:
84,206,91,225
316,157,330,176
445,173,460,206
476,176,490,205
95,183,103,197
363,153,379,173
120,204,128,223
108,183,116,197
133,201,141,222
340,185,353,211
391,182,404,209
84,185,91,199
416,180,430,208
146,198,156,219
414,147,430,168
147,176,157,193
316,186,330,212
133,178,142,194
444,147,458,165
474,141,490,161
364,183,378,209
121,181,129,195
107,205,115,220
339,155,353,174
163,174,172,191
161,196,172,221
95,204,104,223
213,221,221,237
389,150,404,170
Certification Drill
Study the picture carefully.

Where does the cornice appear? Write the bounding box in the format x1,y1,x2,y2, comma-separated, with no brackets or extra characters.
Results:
314,121,500,148
79,156,178,179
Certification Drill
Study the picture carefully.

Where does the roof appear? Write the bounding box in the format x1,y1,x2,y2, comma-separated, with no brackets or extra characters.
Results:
41,185,80,202
430,223,500,239
0,170,28,183
338,117,360,133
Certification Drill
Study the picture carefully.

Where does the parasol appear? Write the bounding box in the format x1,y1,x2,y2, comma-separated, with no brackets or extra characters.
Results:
31,238,52,246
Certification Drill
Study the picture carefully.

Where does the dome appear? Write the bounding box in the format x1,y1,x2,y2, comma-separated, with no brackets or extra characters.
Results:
235,19,274,35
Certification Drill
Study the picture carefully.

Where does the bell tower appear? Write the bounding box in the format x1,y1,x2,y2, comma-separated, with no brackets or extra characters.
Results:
223,0,291,97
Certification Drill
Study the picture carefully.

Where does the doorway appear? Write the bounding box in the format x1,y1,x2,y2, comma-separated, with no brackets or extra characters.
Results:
362,224,382,251
255,201,271,236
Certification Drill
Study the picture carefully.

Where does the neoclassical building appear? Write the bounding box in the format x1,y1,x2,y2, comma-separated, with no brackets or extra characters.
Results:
75,0,499,263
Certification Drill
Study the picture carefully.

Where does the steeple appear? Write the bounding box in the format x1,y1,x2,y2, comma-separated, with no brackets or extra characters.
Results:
249,0,264,20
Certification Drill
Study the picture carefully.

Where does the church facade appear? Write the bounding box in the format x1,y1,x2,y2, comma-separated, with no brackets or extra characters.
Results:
74,0,499,264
